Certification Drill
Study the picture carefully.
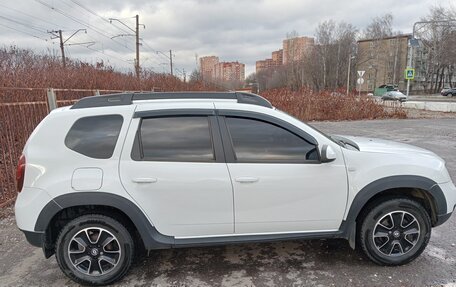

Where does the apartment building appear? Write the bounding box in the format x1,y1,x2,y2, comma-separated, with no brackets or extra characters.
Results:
213,61,245,82
199,56,219,81
272,49,283,65
282,36,314,65
256,36,314,73
256,49,283,73
356,35,410,92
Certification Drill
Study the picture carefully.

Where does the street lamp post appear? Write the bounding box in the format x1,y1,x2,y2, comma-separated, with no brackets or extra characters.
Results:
406,22,419,97
346,55,356,96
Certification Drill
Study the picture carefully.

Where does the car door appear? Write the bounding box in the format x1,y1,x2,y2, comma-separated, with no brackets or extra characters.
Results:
120,108,234,238
218,110,348,234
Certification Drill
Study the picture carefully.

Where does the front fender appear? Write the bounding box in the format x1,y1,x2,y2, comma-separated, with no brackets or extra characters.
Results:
340,175,447,249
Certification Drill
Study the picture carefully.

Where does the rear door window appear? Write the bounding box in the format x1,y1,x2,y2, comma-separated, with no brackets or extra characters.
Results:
135,116,215,162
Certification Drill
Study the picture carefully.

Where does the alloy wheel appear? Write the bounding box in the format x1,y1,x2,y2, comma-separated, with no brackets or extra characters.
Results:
372,211,420,256
68,227,122,276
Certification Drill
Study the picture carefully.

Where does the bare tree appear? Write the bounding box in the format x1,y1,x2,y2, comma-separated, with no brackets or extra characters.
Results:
310,21,357,91
363,14,393,39
417,6,456,92
358,14,395,89
188,69,200,84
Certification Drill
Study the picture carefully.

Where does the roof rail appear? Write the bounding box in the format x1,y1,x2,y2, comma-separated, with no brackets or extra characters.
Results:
70,91,272,110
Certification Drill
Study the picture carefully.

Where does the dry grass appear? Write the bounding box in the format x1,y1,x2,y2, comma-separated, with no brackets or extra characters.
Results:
261,88,407,121
0,46,215,103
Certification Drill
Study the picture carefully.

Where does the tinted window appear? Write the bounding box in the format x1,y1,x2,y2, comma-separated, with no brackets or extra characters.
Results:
226,117,317,162
139,116,214,162
65,115,123,159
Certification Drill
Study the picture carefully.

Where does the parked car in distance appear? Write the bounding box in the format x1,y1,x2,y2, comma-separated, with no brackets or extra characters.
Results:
15,92,456,285
441,87,456,97
374,84,398,96
382,91,407,102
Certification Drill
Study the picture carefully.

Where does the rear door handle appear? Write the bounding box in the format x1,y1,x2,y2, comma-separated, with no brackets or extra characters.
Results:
132,177,157,184
235,177,259,183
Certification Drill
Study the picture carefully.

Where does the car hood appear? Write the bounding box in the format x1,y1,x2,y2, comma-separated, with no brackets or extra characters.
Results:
336,135,436,156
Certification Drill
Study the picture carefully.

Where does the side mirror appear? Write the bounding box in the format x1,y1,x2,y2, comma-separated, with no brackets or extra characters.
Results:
321,144,336,163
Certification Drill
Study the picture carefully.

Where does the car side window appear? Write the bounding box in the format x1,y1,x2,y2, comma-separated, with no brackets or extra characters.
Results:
225,117,318,163
65,114,123,159
135,116,215,162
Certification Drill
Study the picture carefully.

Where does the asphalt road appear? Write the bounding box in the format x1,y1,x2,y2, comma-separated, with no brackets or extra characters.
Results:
1,118,456,287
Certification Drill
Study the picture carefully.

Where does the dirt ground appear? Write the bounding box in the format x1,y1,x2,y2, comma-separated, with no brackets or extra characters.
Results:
1,118,456,286
404,108,456,119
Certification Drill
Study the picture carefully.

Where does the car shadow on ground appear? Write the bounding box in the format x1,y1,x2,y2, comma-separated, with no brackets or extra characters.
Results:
126,239,369,285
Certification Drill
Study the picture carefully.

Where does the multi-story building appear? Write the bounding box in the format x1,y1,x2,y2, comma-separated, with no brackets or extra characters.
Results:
256,49,283,73
199,56,219,81
356,35,410,92
200,56,245,82
272,49,283,65
282,36,314,65
256,36,314,73
213,61,245,82
256,58,273,73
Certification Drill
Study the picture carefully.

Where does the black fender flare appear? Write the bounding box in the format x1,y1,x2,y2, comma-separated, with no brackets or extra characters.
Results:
35,192,174,250
340,175,447,248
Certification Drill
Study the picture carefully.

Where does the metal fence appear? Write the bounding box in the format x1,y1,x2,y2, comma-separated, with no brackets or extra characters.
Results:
0,87,124,207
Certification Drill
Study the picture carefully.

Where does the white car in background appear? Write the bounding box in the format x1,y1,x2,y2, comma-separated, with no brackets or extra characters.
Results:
381,91,407,102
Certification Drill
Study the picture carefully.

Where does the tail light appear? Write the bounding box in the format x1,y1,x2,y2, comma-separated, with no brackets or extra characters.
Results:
16,154,26,192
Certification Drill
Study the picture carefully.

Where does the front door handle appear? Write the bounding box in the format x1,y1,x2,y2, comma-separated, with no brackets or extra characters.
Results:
235,177,259,183
132,177,157,184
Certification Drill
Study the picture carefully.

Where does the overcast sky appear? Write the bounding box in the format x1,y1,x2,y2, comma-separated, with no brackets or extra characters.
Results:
0,0,453,77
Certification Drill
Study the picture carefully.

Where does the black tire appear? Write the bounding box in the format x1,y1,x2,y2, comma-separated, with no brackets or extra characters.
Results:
359,198,431,266
55,214,134,286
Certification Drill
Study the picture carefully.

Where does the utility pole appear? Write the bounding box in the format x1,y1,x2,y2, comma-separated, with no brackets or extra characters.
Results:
135,15,140,78
48,29,90,68
110,15,144,78
346,55,355,96
183,68,186,83
169,50,173,76
58,30,65,67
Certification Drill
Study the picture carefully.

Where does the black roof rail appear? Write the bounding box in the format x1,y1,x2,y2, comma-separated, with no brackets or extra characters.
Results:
70,91,272,109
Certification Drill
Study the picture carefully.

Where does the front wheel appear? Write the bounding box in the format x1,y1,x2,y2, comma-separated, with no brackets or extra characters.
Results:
55,214,134,286
359,198,431,265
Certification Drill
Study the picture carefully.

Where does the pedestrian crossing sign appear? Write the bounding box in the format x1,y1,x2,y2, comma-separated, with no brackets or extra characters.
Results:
405,68,415,80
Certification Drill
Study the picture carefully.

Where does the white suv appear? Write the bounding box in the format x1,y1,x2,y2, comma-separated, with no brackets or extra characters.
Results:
15,92,456,285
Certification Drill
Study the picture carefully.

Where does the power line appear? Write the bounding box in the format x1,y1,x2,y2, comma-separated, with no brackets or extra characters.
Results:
68,0,133,36
141,41,185,76
65,0,136,50
0,3,69,29
84,46,132,65
48,29,90,67
35,0,133,52
0,22,49,41
0,15,48,35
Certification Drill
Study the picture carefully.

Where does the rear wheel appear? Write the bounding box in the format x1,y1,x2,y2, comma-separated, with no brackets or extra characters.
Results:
359,198,431,265
55,214,134,286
